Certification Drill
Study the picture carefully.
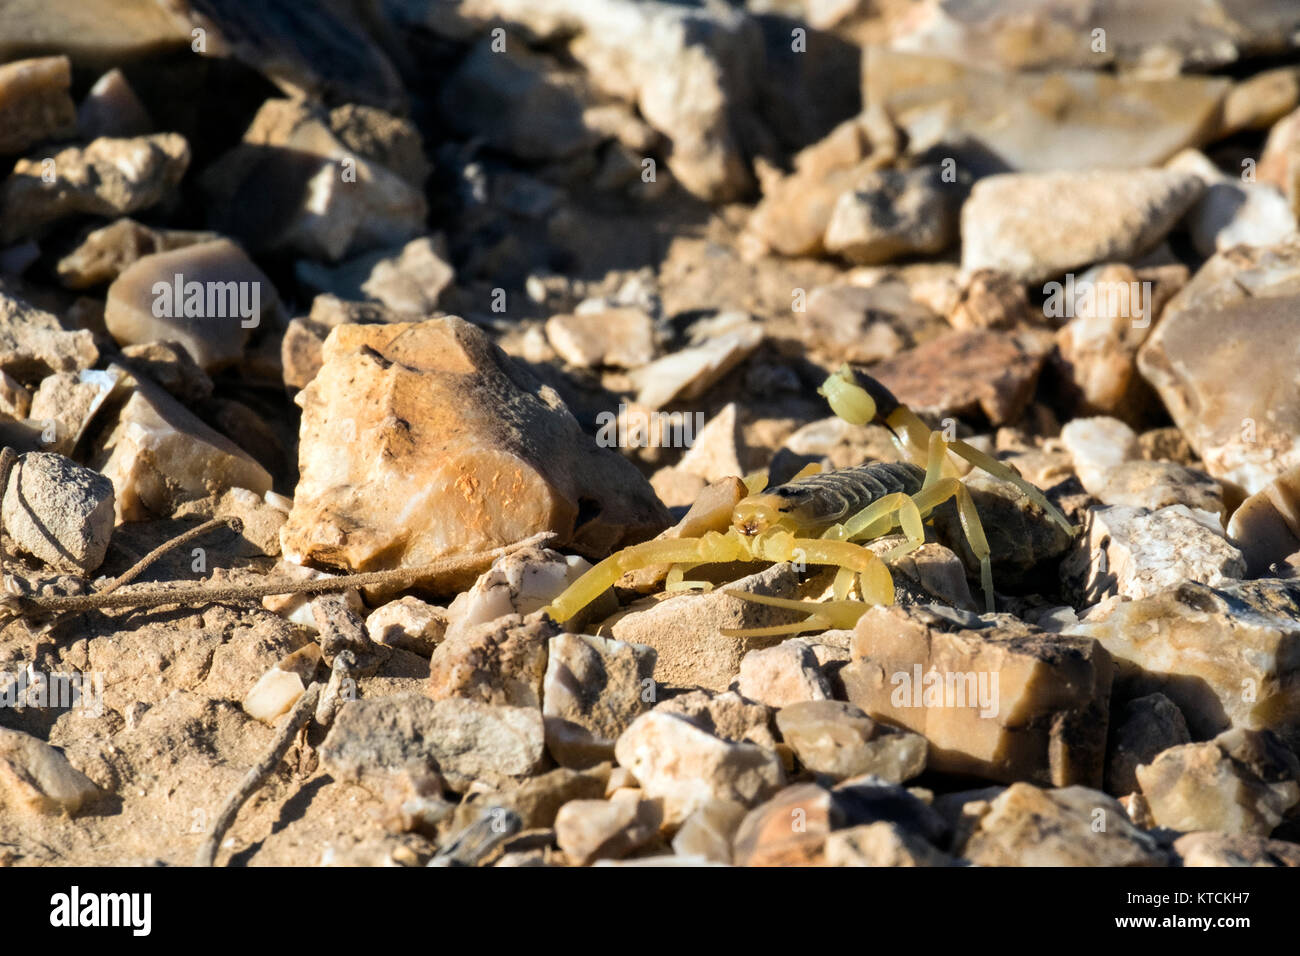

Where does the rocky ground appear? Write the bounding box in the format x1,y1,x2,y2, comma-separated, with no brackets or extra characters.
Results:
2,0,1300,868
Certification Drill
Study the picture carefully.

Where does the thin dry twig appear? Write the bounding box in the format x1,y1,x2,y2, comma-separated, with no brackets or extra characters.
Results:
195,681,322,867
98,515,243,595
10,531,556,618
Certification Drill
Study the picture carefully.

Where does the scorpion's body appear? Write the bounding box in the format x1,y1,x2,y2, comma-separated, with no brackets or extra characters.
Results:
736,461,927,537
544,366,1076,630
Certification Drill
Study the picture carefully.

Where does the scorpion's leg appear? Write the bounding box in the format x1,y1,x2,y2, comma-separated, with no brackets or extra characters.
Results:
910,477,995,612
888,403,1073,534
945,437,1074,534
545,532,748,622
718,593,873,637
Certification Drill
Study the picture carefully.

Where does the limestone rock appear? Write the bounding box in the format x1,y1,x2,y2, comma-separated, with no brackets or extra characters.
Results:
103,239,280,371
0,134,189,242
652,690,778,751
295,235,454,317
320,692,545,791
608,564,822,692
554,793,662,865
93,370,272,522
955,783,1167,867
825,821,952,867
447,546,601,641
1066,579,1300,744
613,711,784,826
1173,831,1300,867
736,639,833,709
629,320,763,410
450,763,612,835
776,699,927,784
426,613,556,709
280,317,669,573
202,98,424,262
1229,464,1300,576
1167,148,1297,258
544,308,656,369
676,403,746,485
1136,238,1300,494
671,798,747,863
0,292,97,383
891,0,1300,73
961,169,1204,284
0,56,76,155
824,165,958,266
2,451,114,575
842,604,1113,787
365,597,448,657
0,728,98,816
868,48,1227,175
543,632,656,769
26,368,121,456
1136,728,1300,836
1063,505,1245,603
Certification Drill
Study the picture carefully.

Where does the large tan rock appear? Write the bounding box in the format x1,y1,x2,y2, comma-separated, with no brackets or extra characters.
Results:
961,168,1205,284
1066,579,1300,745
1137,238,1300,494
842,605,1113,787
280,317,669,572
868,48,1227,175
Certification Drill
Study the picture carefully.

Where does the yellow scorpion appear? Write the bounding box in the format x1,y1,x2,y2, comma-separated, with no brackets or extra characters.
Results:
544,365,1074,635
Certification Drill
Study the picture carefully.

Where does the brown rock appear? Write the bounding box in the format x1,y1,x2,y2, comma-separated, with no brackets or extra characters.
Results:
1228,463,1300,577
0,56,76,155
104,239,280,371
736,639,833,709
57,218,218,289
554,793,662,865
869,329,1050,426
843,604,1113,787
0,291,98,383
732,783,838,866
